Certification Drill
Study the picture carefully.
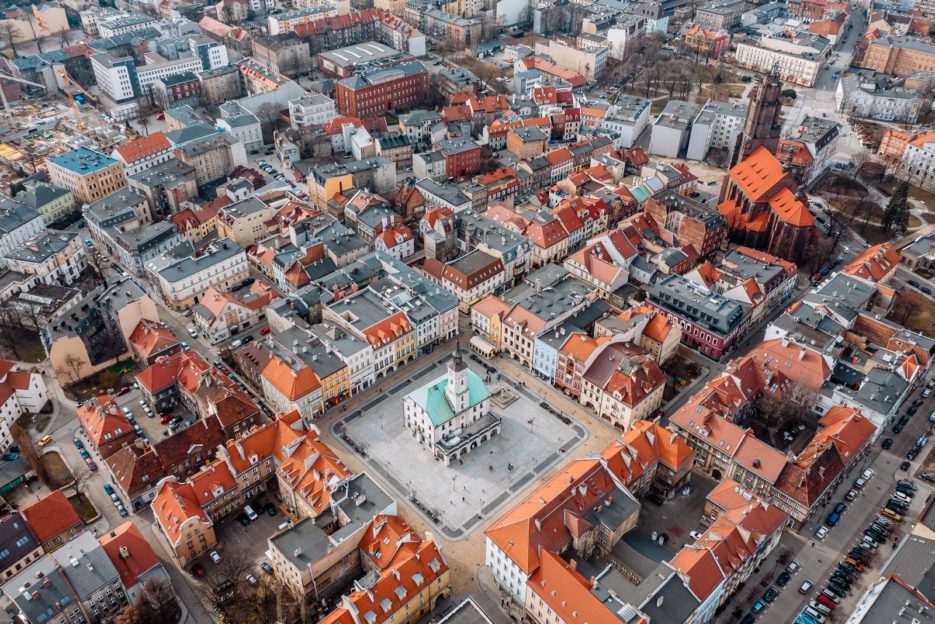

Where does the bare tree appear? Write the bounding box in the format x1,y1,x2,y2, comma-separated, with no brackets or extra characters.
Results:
56,353,87,386
757,382,818,430
71,467,91,496
0,304,24,358
0,22,21,55
11,424,48,485
115,578,181,624
56,28,68,49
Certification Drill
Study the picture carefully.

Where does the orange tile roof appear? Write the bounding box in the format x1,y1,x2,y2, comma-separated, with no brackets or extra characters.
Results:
114,132,171,165
21,491,81,544
768,187,815,227
525,219,568,249
669,547,724,601
77,394,134,451
129,320,179,359
319,539,448,624
261,355,321,401
363,311,411,346
544,147,573,165
559,333,603,363
277,429,353,517
152,480,210,546
528,550,615,623
728,146,787,203
376,223,414,248
136,351,210,394
842,241,899,283
98,521,161,589
358,515,420,571
749,338,831,392
471,295,511,321
909,131,935,148
603,358,665,408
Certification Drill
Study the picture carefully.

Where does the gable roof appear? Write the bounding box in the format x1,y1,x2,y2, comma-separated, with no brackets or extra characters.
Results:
98,521,161,589
842,241,900,282
20,491,81,544
728,146,787,203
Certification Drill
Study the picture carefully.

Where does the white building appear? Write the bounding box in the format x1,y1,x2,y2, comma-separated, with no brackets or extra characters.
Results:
834,75,926,123
686,99,748,161
606,15,646,60
403,347,499,465
111,133,174,177
147,238,249,310
0,360,48,451
3,230,86,286
649,100,698,158
216,102,263,153
581,96,651,149
902,134,935,192
91,54,137,104
734,34,828,87
136,56,205,95
266,5,336,35
0,200,44,265
97,14,156,37
288,94,337,128
374,223,415,260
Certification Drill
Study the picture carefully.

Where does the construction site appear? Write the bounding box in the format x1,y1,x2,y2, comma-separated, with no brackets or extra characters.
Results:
0,69,138,189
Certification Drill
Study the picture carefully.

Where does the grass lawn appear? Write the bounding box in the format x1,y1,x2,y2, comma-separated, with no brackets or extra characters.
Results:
0,331,45,363
697,83,746,100
41,452,74,489
68,493,98,523
909,214,923,229
858,224,895,245
910,186,935,206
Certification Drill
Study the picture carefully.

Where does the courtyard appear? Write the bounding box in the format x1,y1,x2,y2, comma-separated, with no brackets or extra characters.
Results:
332,357,588,540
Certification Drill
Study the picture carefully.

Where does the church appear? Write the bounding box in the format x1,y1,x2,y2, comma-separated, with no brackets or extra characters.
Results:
403,346,501,465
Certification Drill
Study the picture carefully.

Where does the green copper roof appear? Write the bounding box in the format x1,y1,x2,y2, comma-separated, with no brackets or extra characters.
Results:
406,369,490,427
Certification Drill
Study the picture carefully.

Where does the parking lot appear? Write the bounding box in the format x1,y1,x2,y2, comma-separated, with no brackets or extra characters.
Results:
111,387,198,443
209,497,286,571
333,357,587,540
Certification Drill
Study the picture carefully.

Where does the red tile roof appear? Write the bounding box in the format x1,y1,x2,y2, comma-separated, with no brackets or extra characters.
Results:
98,521,162,589
114,132,171,165
21,491,81,545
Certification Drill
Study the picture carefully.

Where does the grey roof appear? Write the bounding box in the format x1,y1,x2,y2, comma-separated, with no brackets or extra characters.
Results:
129,159,197,188
220,197,269,220
439,137,478,156
415,179,470,208
4,230,77,263
874,34,935,54
804,272,877,322
85,189,146,227
694,99,747,125
511,125,547,142
336,61,427,91
330,473,393,542
649,274,744,335
3,557,76,623
156,71,198,87
318,41,400,69
311,321,370,359
612,95,651,120
165,124,218,146
111,221,180,254
270,328,345,380
0,513,39,577
640,569,701,623
720,249,785,285
327,287,401,332
19,182,71,210
50,531,120,599
176,132,239,157
655,100,698,131
882,534,935,603
164,105,207,129
374,251,458,318
839,366,908,416
154,238,243,282
0,199,41,237
269,517,333,569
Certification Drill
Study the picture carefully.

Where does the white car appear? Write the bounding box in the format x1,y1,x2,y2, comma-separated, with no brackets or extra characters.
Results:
244,574,257,585
210,551,221,564
689,530,703,540
816,526,829,539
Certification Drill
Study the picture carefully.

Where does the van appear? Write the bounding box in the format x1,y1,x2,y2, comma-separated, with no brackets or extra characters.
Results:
804,607,825,623
244,504,258,521
881,508,902,521
810,601,831,615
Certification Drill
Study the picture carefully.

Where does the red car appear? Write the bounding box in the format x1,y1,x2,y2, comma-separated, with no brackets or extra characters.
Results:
816,595,836,610
115,386,131,396
191,563,206,577
160,414,174,424
259,326,271,335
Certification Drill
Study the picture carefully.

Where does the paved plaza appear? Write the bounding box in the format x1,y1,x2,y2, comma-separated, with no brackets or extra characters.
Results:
332,357,588,540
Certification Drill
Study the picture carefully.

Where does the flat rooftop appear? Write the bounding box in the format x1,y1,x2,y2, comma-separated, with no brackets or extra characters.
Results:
49,147,118,175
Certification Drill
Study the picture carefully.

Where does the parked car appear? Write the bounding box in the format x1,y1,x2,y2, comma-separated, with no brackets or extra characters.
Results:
799,580,813,594
787,561,801,573
900,461,911,471
816,526,829,539
833,502,846,514
845,489,857,501
191,564,206,577
260,562,273,574
73,438,84,449
882,438,893,449
777,572,791,587
210,551,221,564
763,587,779,603
38,435,52,447
752,601,766,614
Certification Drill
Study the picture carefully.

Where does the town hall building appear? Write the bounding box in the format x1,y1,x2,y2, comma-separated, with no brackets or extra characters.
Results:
403,346,500,465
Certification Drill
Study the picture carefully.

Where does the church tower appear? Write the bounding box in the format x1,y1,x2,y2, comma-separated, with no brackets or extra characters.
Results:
730,68,784,168
445,343,469,413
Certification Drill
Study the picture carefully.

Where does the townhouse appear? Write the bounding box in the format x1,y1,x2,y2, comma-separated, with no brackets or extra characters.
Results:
111,133,174,177
422,251,506,313
0,360,48,451
147,238,249,311
192,283,280,344
77,394,138,459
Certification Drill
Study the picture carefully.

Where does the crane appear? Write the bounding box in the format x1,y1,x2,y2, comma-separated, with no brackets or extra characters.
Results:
56,68,95,131
0,72,48,123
